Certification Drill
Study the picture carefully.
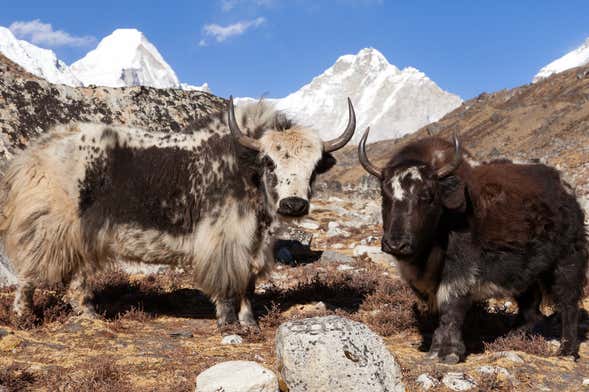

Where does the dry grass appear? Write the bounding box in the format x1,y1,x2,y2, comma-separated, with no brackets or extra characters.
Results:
44,357,132,392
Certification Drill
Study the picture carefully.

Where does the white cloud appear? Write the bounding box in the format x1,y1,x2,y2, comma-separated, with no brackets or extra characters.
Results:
201,17,266,45
9,19,95,47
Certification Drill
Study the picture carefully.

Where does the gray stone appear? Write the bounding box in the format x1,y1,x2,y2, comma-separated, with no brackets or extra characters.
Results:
492,351,524,363
320,250,354,264
221,334,243,345
275,315,405,392
416,373,439,390
195,360,278,392
442,373,476,391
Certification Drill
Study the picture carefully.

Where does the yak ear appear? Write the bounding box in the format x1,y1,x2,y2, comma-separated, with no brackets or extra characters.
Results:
439,175,466,212
315,152,336,174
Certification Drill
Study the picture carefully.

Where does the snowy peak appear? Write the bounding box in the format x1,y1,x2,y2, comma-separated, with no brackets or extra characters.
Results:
0,26,81,86
534,38,589,82
71,28,181,89
274,48,462,143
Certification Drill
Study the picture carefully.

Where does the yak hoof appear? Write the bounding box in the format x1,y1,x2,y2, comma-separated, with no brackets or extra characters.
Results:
440,352,461,364
427,350,439,360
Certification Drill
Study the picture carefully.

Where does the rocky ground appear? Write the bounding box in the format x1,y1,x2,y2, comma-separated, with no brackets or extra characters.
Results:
0,197,588,391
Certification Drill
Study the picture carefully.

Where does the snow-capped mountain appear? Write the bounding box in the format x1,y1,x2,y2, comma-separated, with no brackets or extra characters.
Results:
70,29,181,89
181,82,211,93
0,26,81,86
242,48,462,143
534,38,589,82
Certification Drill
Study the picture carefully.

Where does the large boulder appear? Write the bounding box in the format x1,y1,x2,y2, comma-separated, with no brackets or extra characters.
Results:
275,315,405,392
195,361,278,392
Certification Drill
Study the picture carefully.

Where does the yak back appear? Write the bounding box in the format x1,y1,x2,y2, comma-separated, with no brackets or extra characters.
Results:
465,161,585,250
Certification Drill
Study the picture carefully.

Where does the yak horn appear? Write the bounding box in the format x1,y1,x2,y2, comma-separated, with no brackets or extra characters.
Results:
436,131,462,177
228,96,261,151
323,98,356,152
358,127,383,179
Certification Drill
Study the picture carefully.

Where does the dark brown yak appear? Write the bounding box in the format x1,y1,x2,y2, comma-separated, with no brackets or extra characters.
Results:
358,128,587,363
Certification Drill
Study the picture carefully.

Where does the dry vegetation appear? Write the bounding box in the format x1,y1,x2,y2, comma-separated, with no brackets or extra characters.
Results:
0,255,586,391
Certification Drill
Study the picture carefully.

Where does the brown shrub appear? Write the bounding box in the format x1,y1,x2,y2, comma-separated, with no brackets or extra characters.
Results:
483,330,555,357
45,356,132,392
0,364,35,392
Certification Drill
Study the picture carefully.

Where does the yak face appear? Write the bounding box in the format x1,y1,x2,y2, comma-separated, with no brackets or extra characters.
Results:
380,164,466,258
381,165,441,257
227,96,354,218
259,128,335,217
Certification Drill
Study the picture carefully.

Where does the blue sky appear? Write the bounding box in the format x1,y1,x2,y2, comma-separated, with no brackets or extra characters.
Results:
2,1,589,100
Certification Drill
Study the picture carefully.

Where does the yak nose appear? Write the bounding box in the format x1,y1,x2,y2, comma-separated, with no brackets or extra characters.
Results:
382,237,412,255
278,197,309,217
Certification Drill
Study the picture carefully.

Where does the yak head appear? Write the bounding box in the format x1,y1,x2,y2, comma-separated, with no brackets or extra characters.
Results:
227,97,356,217
358,128,466,258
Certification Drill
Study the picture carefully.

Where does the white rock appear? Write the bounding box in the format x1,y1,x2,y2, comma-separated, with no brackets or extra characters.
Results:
275,315,405,392
221,335,243,345
442,372,476,391
352,245,382,256
195,361,278,392
298,220,320,230
477,366,510,377
337,265,356,272
582,378,589,386
416,373,439,390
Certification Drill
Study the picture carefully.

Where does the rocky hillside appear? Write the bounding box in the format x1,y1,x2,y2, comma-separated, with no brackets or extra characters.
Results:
326,63,589,214
0,53,224,161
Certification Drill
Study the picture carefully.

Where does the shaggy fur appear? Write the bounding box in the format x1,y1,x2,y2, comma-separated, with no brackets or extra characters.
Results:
0,101,337,327
369,136,588,362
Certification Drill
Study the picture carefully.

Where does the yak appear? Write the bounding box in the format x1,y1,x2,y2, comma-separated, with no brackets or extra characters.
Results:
358,128,587,362
0,97,356,328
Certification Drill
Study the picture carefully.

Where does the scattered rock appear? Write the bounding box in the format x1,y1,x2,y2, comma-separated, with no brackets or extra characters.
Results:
442,372,476,391
326,221,349,237
337,264,356,272
221,335,243,345
297,220,320,231
195,360,278,392
352,245,381,256
477,365,511,379
319,250,354,264
583,378,589,386
416,373,439,390
493,351,524,363
0,329,9,338
275,315,404,392
169,331,193,338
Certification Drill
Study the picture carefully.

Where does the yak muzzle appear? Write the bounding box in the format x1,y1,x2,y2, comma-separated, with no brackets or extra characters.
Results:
277,197,309,217
382,236,413,256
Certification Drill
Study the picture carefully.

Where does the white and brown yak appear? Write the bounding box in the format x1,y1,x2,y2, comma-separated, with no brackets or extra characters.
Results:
0,97,356,328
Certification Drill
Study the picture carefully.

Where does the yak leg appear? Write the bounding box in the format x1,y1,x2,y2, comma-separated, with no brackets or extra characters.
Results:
13,278,35,317
515,283,543,332
66,272,97,318
553,252,585,359
430,295,471,364
238,276,258,329
214,296,239,328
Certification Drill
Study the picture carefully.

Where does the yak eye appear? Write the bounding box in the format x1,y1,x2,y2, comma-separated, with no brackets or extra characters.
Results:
262,156,276,170
419,190,434,203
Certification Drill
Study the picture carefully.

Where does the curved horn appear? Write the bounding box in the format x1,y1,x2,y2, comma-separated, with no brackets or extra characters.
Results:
358,127,383,180
427,128,434,136
323,98,356,153
436,131,462,177
228,96,261,151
